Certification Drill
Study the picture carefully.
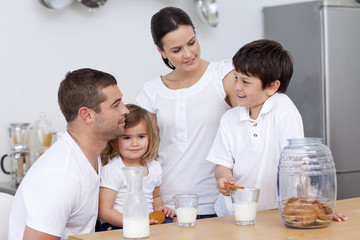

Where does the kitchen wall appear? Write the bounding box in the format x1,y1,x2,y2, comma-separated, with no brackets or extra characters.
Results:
0,0,313,182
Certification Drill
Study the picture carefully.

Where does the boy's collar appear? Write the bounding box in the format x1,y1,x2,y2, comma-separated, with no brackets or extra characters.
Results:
238,93,279,122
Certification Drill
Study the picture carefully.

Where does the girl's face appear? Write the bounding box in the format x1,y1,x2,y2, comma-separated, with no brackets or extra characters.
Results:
158,25,201,72
234,71,277,119
118,120,149,165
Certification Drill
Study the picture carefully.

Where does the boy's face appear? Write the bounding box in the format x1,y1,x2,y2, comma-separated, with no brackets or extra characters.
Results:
234,71,277,119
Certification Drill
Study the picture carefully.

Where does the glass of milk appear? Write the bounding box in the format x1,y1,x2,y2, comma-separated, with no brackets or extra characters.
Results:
173,194,199,227
230,187,260,225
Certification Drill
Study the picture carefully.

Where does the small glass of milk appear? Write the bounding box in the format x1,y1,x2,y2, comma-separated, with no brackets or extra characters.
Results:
173,194,199,227
230,187,260,225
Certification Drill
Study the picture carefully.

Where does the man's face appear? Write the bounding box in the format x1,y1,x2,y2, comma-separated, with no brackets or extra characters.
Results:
93,85,129,141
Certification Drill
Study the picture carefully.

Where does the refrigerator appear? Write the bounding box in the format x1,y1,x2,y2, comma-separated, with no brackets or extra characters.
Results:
264,0,360,199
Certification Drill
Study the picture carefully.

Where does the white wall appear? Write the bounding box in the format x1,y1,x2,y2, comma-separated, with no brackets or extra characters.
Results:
0,0,313,182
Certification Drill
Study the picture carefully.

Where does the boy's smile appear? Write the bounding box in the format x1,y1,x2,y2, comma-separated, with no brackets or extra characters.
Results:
234,71,278,120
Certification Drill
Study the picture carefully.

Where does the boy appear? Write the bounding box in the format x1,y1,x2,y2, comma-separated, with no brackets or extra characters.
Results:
207,39,304,215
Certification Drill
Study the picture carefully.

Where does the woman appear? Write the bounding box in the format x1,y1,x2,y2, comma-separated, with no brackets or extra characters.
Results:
136,7,237,218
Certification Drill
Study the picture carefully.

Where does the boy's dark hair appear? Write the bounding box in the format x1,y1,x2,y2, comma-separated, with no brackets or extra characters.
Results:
232,39,293,93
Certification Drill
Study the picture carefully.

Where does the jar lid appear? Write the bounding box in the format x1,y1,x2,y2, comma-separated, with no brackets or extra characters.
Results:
11,144,29,152
10,123,31,130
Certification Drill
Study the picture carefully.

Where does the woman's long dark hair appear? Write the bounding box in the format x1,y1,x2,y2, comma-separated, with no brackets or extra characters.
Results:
150,7,195,69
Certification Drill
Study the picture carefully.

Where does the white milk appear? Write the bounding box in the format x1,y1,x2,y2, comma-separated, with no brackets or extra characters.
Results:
176,207,197,224
123,216,149,239
233,201,257,221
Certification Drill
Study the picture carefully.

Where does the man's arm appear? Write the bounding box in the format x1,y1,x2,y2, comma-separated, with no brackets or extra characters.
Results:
23,226,60,240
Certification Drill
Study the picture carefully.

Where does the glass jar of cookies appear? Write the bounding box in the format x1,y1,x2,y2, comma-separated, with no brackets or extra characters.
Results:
277,138,336,229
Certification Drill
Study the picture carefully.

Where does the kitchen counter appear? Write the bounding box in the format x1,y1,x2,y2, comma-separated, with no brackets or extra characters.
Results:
0,181,17,195
69,197,360,240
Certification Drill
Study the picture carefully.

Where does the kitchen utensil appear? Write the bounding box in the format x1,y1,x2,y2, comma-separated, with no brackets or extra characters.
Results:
77,0,107,9
194,0,219,27
1,144,30,186
39,0,73,10
8,123,31,145
1,123,32,186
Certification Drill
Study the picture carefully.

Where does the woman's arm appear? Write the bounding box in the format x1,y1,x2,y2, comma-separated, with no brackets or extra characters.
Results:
223,70,238,107
98,187,124,228
148,113,159,136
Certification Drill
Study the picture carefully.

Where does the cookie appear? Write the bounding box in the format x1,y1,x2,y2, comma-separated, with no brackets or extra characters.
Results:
149,211,165,224
294,205,318,225
283,197,334,227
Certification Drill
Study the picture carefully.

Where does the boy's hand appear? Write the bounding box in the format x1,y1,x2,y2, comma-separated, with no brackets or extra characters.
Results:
217,177,235,196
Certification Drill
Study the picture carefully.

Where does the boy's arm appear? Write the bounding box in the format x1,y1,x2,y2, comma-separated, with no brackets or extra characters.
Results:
215,165,235,196
98,187,124,228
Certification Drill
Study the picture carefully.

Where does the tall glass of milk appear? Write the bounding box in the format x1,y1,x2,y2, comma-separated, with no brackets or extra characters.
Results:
230,187,260,225
173,194,199,227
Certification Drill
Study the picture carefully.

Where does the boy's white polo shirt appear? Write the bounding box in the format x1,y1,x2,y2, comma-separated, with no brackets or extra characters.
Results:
207,93,304,213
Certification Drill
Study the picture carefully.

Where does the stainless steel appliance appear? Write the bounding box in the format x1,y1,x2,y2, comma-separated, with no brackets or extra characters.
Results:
264,0,360,199
1,123,31,186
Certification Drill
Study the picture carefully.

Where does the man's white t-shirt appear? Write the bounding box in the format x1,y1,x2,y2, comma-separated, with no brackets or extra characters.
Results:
8,132,101,240
100,156,162,217
207,93,304,214
136,60,233,214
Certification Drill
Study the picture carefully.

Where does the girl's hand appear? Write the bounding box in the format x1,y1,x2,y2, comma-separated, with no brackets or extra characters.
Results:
156,206,176,218
217,177,235,196
154,206,176,221
333,212,348,222
149,219,158,225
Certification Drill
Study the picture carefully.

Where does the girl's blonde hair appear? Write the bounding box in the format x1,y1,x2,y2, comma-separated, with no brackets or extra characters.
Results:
101,104,159,166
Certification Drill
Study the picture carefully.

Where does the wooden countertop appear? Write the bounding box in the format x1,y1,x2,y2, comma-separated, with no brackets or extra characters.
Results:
69,197,360,240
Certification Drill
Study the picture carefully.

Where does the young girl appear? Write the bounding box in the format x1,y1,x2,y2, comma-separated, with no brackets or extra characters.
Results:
98,104,176,231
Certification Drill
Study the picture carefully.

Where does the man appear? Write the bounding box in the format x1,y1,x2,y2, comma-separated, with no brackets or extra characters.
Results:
8,68,129,240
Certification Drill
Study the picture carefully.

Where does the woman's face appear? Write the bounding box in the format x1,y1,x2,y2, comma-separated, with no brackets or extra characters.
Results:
159,25,201,71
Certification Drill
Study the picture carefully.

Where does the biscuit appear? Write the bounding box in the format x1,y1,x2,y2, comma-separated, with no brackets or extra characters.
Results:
283,198,300,216
294,205,318,225
149,211,165,224
283,197,333,227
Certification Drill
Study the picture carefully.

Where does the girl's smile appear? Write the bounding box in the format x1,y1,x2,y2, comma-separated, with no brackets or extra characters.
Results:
118,120,149,166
